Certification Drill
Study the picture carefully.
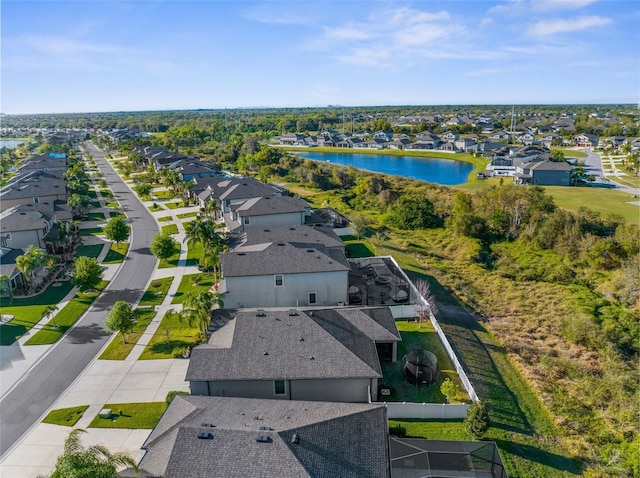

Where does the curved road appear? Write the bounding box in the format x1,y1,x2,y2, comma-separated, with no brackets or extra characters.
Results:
0,141,159,456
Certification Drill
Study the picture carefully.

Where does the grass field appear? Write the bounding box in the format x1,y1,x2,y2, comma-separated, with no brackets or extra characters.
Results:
102,243,128,264
185,242,204,266
164,202,180,209
75,244,105,259
0,281,75,345
138,277,174,307
157,215,173,222
176,211,197,219
381,320,469,403
170,273,215,304
98,308,157,360
161,224,179,235
87,402,166,429
139,310,201,359
545,185,639,223
79,227,103,237
24,281,108,345
42,405,89,427
86,212,106,221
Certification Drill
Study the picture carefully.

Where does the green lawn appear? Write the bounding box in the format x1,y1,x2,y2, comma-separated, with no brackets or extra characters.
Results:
98,308,157,360
0,281,75,345
148,203,164,212
138,277,174,307
43,405,89,427
161,224,179,235
157,215,173,222
380,320,469,403
75,244,105,259
102,243,129,264
24,281,108,345
185,242,204,266
87,402,166,429
164,202,179,210
86,212,106,221
139,310,201,360
176,211,197,219
389,419,468,441
545,186,639,224
105,201,119,209
345,241,376,258
153,190,175,200
170,273,214,304
158,246,181,269
79,227,103,237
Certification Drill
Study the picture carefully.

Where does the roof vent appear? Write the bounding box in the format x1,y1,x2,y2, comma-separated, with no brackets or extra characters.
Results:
291,433,300,444
256,309,265,317
288,309,298,316
259,426,273,431
263,229,270,232
263,351,269,356
299,337,304,342
237,252,246,256
306,249,314,253
201,423,216,428
197,432,213,440
256,435,272,443
277,242,286,246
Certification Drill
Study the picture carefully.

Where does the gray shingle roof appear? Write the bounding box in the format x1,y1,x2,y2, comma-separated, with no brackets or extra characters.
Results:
236,195,309,217
221,241,350,278
230,225,345,252
186,309,382,382
0,206,51,233
139,396,390,478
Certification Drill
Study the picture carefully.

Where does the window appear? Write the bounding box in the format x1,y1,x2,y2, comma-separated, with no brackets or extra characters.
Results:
274,380,286,395
33,197,39,203
275,275,283,287
308,292,317,305
243,216,250,225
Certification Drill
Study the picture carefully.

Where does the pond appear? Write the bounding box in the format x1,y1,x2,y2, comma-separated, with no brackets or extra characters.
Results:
293,151,474,186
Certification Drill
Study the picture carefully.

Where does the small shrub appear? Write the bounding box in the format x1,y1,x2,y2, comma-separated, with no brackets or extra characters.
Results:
151,280,162,288
165,390,189,405
172,346,190,358
389,424,407,437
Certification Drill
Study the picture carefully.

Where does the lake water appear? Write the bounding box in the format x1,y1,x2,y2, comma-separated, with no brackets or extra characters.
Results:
0,140,25,149
294,151,474,186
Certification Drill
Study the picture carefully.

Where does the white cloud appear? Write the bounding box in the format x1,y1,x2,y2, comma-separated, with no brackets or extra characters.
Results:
488,0,598,16
532,0,599,11
526,15,612,35
23,36,127,56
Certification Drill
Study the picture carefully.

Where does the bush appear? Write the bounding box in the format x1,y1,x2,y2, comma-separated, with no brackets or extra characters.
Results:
389,424,407,437
165,390,189,405
464,401,490,440
172,346,190,358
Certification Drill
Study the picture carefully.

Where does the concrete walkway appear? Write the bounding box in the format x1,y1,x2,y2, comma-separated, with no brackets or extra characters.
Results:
0,151,206,477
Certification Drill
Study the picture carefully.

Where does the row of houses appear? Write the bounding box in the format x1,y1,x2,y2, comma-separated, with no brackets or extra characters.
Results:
130,169,507,476
0,153,74,293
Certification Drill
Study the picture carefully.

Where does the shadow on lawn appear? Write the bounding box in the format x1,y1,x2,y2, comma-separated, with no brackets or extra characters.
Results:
494,439,581,475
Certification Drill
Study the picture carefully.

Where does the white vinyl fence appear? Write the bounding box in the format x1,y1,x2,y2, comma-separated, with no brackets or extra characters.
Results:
382,402,470,420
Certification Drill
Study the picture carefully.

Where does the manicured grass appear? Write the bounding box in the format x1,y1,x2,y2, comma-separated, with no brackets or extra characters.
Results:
98,308,157,360
105,201,119,208
345,241,375,258
380,320,468,403
109,211,122,217
88,402,166,429
139,310,201,360
164,202,179,209
545,186,639,224
79,227,103,236
43,405,89,427
153,190,175,200
99,189,114,199
138,277,174,307
170,273,215,304
0,281,75,345
157,215,173,222
102,242,129,264
148,203,164,212
176,211,197,219
161,224,179,235
24,281,108,345
88,190,98,199
551,147,588,158
75,244,105,259
389,419,468,441
158,245,181,269
86,212,106,221
185,241,204,266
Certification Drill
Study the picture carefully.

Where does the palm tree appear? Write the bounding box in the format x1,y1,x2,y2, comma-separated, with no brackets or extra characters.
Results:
181,290,223,340
41,428,138,478
184,218,222,249
42,304,59,328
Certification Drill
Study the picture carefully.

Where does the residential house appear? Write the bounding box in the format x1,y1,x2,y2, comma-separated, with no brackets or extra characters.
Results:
220,238,350,308
0,205,57,250
230,195,311,233
541,133,561,149
514,160,572,186
515,132,536,146
135,396,391,478
187,307,400,402
412,131,441,149
0,172,67,210
440,131,460,142
454,138,478,153
439,141,458,152
18,153,67,174
387,138,413,150
169,159,220,182
573,133,599,148
490,131,510,142
0,248,26,292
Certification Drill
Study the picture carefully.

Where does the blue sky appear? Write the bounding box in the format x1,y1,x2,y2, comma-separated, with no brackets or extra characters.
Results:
2,0,639,114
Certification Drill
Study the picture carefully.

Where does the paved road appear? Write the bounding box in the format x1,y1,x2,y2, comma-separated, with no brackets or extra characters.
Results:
0,142,159,457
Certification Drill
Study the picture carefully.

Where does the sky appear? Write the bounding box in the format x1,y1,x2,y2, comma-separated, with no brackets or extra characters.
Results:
1,0,639,114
